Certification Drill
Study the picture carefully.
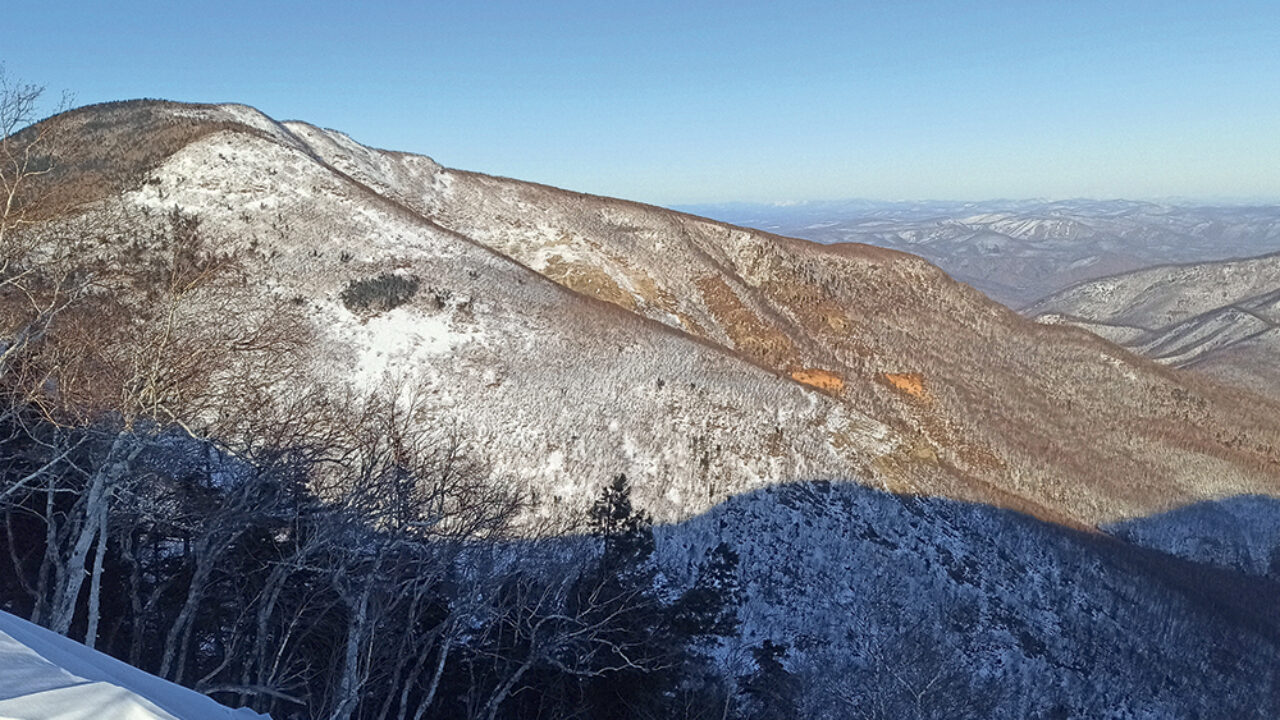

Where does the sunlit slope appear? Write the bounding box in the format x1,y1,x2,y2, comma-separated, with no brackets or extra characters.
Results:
1031,253,1280,403
292,127,1280,524
21,100,1280,526
16,101,900,523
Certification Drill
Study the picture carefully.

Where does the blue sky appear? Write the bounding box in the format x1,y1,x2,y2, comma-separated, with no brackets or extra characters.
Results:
7,1,1280,204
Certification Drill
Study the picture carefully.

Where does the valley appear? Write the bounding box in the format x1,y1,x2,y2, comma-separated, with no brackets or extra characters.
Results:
1029,251,1280,403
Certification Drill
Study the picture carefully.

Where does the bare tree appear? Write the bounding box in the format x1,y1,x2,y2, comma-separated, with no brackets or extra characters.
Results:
0,67,75,379
461,477,685,720
0,66,68,254
0,196,314,644
313,391,521,720
798,622,1001,720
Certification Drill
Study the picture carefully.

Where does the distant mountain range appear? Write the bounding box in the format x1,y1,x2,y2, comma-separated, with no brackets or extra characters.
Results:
1029,250,1280,403
679,199,1280,306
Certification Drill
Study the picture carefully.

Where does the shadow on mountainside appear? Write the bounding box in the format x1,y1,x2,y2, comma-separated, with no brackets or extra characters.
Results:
1106,494,1280,578
649,480,1280,719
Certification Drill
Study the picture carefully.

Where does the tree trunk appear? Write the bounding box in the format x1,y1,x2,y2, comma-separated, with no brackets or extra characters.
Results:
84,501,109,649
50,433,130,635
480,650,539,720
375,582,432,720
409,633,453,720
50,477,105,634
160,538,220,682
332,579,374,720
120,530,146,667
29,472,59,626
251,559,294,689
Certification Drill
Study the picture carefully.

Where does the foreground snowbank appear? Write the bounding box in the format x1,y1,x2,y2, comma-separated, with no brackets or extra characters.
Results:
0,611,267,720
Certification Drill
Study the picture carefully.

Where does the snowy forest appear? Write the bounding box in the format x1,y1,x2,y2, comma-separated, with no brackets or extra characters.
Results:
5,68,1280,720
0,405,752,719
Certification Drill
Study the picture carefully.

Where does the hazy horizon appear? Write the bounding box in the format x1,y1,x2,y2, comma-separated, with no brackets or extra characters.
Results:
671,194,1280,209
11,1,1280,206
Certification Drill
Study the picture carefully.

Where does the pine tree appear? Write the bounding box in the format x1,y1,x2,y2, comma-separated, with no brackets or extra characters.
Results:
567,474,679,718
673,541,742,640
590,473,655,573
737,640,800,720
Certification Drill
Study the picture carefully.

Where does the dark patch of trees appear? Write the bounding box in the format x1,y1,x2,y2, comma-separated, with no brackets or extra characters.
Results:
340,273,421,314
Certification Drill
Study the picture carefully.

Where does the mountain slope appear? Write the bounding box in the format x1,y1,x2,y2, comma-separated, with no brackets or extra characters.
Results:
14,101,899,523
1030,252,1280,402
15,100,1280,527
656,482,1280,718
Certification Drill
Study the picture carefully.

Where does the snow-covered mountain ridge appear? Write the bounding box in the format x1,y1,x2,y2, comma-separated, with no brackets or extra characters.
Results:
1029,251,1280,403
684,199,1280,307
21,99,1280,528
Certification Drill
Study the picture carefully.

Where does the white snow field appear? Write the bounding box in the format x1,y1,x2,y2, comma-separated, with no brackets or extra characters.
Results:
0,611,266,720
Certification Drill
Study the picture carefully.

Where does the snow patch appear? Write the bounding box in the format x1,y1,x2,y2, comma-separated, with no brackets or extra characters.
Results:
0,610,265,720
318,301,482,389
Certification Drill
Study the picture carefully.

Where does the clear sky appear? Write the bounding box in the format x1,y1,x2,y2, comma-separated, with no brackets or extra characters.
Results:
6,1,1280,205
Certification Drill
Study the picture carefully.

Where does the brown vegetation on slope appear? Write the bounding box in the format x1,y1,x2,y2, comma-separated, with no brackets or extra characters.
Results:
881,373,925,399
790,369,845,395
8,100,268,221
423,166,1280,525
12,101,1280,529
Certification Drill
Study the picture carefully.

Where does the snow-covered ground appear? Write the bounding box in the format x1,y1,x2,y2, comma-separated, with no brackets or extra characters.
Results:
1029,250,1280,400
0,611,265,720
